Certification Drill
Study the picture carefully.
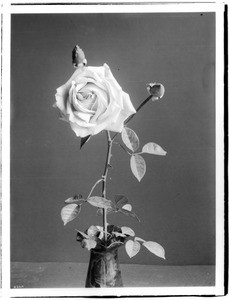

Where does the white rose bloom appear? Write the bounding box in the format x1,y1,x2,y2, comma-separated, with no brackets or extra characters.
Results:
54,64,136,138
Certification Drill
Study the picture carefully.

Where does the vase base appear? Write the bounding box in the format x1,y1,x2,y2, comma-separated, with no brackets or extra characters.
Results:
85,247,123,288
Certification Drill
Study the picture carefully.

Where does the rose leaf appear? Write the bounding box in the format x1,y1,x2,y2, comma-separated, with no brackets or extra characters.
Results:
113,231,126,238
75,229,89,240
64,195,85,205
121,127,140,152
80,135,91,149
107,241,124,249
143,241,166,259
96,226,105,240
114,194,129,208
87,225,100,238
130,154,146,182
125,240,141,258
82,238,97,251
118,207,140,222
61,204,81,226
121,226,135,237
96,207,116,216
135,236,146,243
87,196,114,209
122,204,132,211
142,142,167,156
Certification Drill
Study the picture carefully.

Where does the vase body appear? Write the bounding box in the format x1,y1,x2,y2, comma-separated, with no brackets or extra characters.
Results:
85,246,123,287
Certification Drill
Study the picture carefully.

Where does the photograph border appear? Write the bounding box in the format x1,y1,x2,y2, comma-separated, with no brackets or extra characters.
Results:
1,1,226,298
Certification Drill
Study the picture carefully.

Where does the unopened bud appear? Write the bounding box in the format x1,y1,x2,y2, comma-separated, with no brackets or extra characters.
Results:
72,45,87,67
146,83,165,99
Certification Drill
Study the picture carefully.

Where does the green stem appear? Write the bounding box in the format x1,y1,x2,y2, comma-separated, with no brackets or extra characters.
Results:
126,95,153,124
102,131,113,242
101,95,153,240
114,141,132,155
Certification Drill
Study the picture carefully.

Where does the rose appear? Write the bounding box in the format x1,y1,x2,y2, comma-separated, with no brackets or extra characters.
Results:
72,45,87,67
54,64,136,137
146,83,165,99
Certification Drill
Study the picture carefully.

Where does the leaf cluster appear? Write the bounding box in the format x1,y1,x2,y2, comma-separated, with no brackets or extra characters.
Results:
125,237,165,260
75,224,133,250
121,127,167,181
75,223,166,261
96,194,140,222
60,194,140,227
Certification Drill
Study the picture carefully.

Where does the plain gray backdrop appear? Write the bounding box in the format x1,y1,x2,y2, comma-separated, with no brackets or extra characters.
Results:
11,13,215,265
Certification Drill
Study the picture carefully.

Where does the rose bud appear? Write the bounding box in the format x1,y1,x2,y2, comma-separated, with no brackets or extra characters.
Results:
72,45,87,67
146,83,165,100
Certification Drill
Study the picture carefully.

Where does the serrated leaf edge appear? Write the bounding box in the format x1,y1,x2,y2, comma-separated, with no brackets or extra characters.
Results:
61,204,81,226
121,226,135,237
130,154,146,182
142,142,167,156
121,127,140,152
142,241,166,260
125,240,141,258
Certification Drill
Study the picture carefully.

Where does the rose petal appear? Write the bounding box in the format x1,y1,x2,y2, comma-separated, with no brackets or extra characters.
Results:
55,64,136,137
79,94,96,110
70,85,95,115
96,87,123,123
54,93,67,114
80,83,108,107
75,82,87,93
86,66,106,79
90,98,107,123
70,121,94,137
66,101,95,127
76,77,107,93
73,111,93,123
55,67,85,110
105,92,135,132
103,63,122,91
87,120,109,136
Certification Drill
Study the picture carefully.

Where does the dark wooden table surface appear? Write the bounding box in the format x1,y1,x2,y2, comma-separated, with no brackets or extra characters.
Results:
11,262,215,289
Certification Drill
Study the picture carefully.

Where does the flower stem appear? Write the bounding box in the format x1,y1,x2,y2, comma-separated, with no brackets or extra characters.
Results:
102,131,113,242
125,95,153,124
101,95,153,240
114,141,132,155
